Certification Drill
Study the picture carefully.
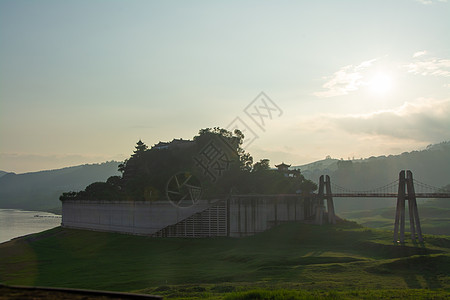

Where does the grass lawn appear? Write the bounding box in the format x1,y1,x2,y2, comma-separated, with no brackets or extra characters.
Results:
1,221,449,299
340,205,450,235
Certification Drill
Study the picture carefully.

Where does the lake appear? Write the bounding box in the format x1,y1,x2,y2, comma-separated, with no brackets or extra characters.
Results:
0,209,62,244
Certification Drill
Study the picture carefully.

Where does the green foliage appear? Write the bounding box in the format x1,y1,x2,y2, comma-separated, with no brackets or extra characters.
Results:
59,191,77,201
240,152,254,172
118,159,127,174
252,159,270,172
61,127,317,202
106,175,121,186
194,127,253,172
60,176,124,201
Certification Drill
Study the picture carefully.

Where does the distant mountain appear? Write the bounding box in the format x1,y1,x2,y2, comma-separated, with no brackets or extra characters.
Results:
2,141,449,215
0,171,13,178
0,161,120,213
294,141,450,213
293,157,339,174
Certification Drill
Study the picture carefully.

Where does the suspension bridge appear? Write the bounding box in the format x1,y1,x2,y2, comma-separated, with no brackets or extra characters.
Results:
314,170,450,244
330,178,450,198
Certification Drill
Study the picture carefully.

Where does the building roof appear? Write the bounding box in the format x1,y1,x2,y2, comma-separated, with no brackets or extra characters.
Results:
152,141,170,149
275,162,291,168
152,139,193,149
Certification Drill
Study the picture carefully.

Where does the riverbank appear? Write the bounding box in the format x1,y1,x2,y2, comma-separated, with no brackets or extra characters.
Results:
0,209,61,243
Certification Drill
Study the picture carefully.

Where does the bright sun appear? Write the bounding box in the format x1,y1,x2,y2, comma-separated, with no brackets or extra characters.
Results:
369,72,393,95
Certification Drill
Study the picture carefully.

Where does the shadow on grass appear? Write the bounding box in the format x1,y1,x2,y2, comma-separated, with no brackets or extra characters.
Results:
379,254,448,289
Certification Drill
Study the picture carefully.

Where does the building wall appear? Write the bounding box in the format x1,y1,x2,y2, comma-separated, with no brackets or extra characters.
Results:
228,195,305,237
62,199,218,235
61,195,307,237
153,201,228,237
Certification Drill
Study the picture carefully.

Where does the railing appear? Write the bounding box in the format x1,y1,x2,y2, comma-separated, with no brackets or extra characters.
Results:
331,192,450,198
329,178,450,198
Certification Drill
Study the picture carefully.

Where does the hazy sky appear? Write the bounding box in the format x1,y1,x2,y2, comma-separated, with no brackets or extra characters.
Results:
1,0,449,173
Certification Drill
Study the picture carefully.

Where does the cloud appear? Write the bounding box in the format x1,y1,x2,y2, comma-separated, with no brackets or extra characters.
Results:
415,0,447,4
315,52,450,98
328,98,450,141
313,58,377,98
405,53,450,77
413,50,427,58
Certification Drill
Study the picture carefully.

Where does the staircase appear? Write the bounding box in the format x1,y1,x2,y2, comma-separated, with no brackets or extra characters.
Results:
153,200,228,237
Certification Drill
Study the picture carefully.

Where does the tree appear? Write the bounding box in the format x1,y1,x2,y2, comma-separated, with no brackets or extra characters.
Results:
194,127,253,172
106,175,122,187
60,128,319,202
240,152,253,172
118,159,128,174
253,159,270,172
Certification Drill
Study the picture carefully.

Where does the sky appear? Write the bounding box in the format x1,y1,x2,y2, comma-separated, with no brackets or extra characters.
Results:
1,0,449,173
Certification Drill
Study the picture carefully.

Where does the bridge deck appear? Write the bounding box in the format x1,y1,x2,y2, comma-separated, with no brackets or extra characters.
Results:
331,193,450,198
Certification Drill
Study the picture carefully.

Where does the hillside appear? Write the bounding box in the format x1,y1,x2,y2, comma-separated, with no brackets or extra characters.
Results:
0,171,9,178
1,141,449,215
297,141,450,188
0,161,120,212
296,141,450,212
0,222,449,299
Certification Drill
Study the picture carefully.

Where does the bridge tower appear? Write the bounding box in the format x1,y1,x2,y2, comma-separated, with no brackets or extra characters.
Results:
393,170,423,244
315,175,336,225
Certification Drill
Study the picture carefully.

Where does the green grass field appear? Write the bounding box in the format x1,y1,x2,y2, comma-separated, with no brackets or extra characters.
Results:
340,205,450,235
1,221,449,299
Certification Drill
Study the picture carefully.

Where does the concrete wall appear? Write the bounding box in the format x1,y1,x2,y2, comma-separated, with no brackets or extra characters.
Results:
62,199,218,235
228,195,305,237
154,201,228,237
62,195,307,237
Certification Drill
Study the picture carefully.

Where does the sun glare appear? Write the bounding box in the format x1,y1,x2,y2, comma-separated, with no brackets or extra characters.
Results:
369,73,393,95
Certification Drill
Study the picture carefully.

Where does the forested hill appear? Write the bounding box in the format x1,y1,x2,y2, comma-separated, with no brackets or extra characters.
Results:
297,141,450,189
0,161,120,212
2,141,449,213
295,142,450,212
0,171,10,178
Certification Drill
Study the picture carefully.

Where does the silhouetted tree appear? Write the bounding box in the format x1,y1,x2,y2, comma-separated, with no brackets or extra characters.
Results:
118,159,128,174
60,128,318,202
106,175,122,187
253,159,270,172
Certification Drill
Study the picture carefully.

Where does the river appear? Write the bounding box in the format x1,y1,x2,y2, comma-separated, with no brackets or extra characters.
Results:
0,209,62,244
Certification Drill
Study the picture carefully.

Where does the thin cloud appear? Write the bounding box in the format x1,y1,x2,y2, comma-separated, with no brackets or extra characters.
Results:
405,52,450,77
413,50,427,58
416,0,447,4
329,98,450,141
314,58,377,98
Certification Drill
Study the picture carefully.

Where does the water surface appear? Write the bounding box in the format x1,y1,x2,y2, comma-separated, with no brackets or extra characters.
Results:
0,209,61,243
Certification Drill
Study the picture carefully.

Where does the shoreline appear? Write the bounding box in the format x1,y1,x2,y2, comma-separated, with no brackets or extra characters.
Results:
0,206,62,215
0,209,62,244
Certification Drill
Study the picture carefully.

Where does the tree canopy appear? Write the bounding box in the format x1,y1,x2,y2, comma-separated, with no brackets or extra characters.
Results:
60,127,316,201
